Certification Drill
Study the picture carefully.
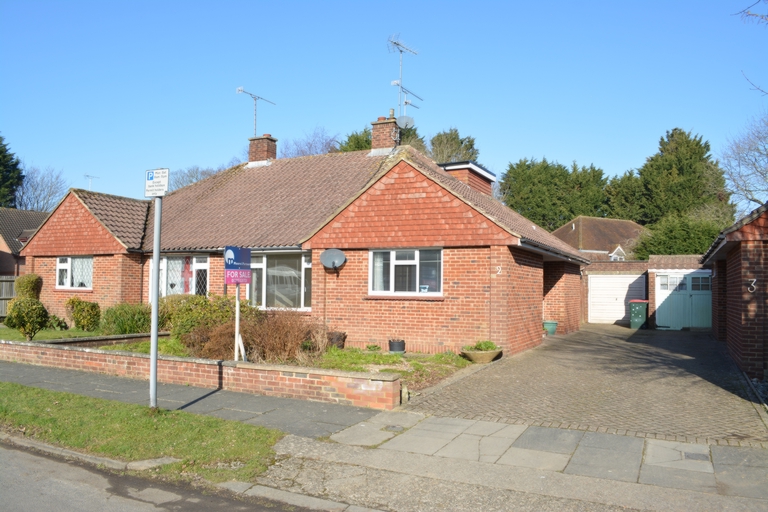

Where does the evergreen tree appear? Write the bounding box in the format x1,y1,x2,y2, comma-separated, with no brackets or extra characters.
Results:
0,134,24,208
429,128,479,163
605,170,644,222
337,127,372,152
633,214,724,259
499,158,607,231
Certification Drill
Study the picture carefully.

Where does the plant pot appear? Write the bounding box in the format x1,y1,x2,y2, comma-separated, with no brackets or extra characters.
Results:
461,349,502,364
543,321,558,336
388,339,405,354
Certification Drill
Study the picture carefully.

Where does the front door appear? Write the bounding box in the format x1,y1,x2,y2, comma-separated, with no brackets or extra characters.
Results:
655,273,711,330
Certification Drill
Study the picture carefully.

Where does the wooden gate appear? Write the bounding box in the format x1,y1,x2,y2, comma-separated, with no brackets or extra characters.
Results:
0,276,15,317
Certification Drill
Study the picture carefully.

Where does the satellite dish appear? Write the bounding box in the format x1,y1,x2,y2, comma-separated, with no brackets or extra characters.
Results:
396,116,415,129
320,249,347,270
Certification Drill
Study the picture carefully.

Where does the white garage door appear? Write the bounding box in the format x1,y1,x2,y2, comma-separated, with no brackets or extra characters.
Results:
588,275,647,324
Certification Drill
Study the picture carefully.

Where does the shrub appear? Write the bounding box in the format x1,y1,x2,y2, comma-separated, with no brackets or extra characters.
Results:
14,274,43,300
65,296,100,331
246,309,327,363
46,314,69,331
4,298,49,341
101,303,152,335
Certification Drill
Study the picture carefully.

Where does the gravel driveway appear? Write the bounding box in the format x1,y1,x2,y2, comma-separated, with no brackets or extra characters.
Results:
405,324,768,446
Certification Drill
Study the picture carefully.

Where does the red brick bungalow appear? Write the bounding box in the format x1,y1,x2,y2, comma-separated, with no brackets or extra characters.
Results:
21,114,588,356
702,202,768,380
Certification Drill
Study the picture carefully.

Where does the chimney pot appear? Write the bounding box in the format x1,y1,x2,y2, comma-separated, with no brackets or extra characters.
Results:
388,108,395,119
377,117,386,121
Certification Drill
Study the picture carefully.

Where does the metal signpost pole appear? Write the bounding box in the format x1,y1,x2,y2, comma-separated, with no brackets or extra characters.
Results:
149,196,161,408
235,283,241,361
145,168,168,410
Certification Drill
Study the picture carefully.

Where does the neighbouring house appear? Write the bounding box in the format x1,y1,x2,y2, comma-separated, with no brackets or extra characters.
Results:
21,112,589,356
701,202,768,380
551,216,645,262
0,207,48,276
551,216,647,325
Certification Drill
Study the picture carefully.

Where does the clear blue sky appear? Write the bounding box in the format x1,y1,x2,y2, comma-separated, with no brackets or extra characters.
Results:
2,0,766,200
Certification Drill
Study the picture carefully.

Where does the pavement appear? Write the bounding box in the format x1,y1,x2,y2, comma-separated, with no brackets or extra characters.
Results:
1,324,768,511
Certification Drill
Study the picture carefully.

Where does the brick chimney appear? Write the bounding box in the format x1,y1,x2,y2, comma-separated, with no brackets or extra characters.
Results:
370,109,399,152
438,161,496,196
248,134,277,162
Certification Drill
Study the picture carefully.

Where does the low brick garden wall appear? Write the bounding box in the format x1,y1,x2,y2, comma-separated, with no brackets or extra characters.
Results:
0,340,401,410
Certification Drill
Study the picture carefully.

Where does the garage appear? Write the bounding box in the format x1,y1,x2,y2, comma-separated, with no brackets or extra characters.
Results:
653,270,712,330
588,274,647,324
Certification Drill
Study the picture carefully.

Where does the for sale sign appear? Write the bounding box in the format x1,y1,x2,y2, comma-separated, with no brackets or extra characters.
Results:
224,246,252,284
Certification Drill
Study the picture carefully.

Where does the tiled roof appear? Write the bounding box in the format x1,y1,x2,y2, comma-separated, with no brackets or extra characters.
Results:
0,208,48,254
648,255,705,270
551,216,645,253
73,189,149,250
701,201,768,263
143,151,391,251
399,149,588,263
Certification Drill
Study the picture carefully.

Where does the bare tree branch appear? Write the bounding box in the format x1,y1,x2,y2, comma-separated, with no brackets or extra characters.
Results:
15,165,69,212
722,111,768,215
279,127,339,158
741,71,768,96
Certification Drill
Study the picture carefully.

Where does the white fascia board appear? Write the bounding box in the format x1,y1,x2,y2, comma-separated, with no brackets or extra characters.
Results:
441,162,497,182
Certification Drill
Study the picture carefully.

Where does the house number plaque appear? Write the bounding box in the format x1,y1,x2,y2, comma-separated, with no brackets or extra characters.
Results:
747,279,757,293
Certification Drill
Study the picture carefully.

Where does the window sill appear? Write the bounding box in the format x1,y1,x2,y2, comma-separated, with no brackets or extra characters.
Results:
54,288,93,293
364,295,445,302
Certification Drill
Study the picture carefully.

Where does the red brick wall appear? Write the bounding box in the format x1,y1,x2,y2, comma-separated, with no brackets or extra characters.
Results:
726,241,767,379
21,193,126,257
444,168,493,196
0,340,400,410
648,272,657,328
371,118,397,150
304,161,516,250
309,245,546,356
711,259,727,342
543,261,581,334
30,253,143,320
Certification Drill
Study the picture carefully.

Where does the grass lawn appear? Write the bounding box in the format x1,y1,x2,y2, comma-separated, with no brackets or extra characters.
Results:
0,324,95,342
99,337,190,357
0,382,283,484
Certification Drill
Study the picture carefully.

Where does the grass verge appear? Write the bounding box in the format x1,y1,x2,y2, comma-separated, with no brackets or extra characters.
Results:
0,382,283,483
99,337,190,357
0,325,96,342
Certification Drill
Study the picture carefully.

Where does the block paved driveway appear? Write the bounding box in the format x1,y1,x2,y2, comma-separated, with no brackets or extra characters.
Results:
405,324,768,446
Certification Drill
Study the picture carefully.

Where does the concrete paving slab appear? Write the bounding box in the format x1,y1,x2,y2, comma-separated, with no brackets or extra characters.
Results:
714,466,768,499
711,445,768,467
579,432,644,452
433,434,482,460
216,481,255,494
479,436,518,463
411,416,475,434
244,484,349,511
564,446,642,482
496,446,571,471
330,424,396,447
206,408,261,422
364,411,424,428
462,420,507,436
378,433,453,455
489,424,528,440
644,439,713,473
512,426,584,454
639,465,718,493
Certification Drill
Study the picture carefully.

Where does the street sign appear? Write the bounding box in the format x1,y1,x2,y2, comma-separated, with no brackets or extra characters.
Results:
225,246,251,284
145,168,169,197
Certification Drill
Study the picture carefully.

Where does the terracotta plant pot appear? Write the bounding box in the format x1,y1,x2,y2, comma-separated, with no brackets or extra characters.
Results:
461,349,502,364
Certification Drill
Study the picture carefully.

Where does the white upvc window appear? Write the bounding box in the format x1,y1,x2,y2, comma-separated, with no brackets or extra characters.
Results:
369,249,442,296
150,255,209,299
56,256,93,289
248,252,312,310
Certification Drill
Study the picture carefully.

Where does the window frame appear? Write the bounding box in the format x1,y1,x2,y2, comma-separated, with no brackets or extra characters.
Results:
149,254,210,300
368,248,443,297
55,256,94,290
247,251,312,311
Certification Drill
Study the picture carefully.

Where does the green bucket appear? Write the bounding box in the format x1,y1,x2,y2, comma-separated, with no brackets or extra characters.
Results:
543,321,558,335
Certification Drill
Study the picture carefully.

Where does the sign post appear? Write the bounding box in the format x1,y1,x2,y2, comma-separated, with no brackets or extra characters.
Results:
224,246,251,361
145,169,169,409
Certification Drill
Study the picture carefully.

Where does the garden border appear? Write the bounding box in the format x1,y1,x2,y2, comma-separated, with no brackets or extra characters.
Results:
0,339,401,410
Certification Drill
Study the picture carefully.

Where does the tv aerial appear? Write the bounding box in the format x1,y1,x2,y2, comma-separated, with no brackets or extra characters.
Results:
84,174,100,191
388,35,423,117
236,87,275,138
320,249,347,274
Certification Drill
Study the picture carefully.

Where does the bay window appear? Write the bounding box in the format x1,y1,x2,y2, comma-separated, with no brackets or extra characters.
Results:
249,252,312,309
56,256,93,289
369,249,442,295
